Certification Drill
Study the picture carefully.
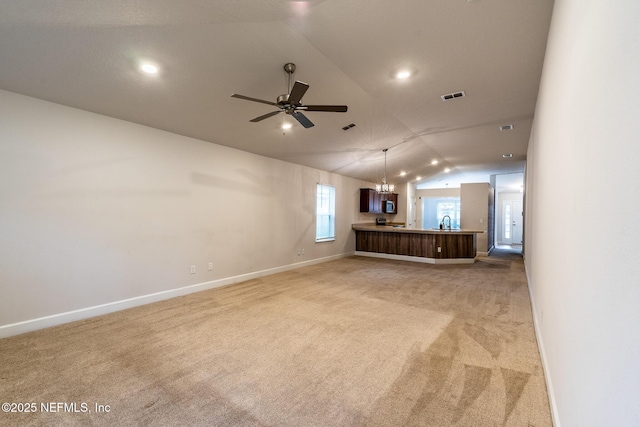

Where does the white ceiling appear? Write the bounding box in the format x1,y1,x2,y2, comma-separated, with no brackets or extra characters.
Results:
0,0,554,187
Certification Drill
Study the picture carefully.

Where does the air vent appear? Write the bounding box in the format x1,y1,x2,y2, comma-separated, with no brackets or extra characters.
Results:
502,153,513,158
500,124,514,131
441,91,466,101
341,123,356,131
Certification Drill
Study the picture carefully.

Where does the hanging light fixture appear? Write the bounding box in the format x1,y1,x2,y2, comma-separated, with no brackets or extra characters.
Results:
376,148,395,194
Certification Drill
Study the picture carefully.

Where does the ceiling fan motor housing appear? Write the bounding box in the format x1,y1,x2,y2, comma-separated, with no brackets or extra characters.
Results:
277,94,291,105
277,94,299,114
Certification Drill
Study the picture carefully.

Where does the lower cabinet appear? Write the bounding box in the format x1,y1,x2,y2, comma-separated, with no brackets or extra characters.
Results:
355,230,476,259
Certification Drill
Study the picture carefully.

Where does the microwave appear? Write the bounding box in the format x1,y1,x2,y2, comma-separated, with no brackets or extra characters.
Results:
383,200,395,213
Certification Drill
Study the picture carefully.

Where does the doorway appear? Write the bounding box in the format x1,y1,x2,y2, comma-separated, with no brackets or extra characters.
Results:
494,172,524,251
501,199,523,245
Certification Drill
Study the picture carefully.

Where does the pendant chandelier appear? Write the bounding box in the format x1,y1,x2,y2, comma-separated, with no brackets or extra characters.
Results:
376,148,395,194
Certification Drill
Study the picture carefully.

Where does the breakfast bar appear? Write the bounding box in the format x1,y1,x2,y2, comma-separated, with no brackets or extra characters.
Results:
352,223,485,264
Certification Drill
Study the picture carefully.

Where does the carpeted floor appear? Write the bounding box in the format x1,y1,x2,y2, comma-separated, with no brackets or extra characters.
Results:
0,250,552,426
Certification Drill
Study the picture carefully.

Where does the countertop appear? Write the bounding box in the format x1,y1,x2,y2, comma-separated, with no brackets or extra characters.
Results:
352,223,485,235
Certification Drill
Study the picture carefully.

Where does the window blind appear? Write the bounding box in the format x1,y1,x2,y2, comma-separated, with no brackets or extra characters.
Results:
316,183,336,242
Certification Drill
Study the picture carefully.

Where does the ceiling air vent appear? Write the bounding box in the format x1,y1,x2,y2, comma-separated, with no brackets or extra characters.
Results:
500,124,514,131
341,123,356,131
441,91,466,101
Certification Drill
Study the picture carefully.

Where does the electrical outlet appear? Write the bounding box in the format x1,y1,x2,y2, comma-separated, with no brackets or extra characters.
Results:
208,262,213,271
190,265,196,274
297,249,301,256
437,247,441,253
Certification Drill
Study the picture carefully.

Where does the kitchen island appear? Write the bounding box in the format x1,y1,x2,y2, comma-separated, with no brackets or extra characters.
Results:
352,223,485,264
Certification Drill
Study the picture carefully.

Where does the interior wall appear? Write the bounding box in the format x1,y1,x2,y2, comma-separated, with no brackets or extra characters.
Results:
0,89,375,335
460,183,490,253
525,1,640,426
406,182,417,228
487,185,495,251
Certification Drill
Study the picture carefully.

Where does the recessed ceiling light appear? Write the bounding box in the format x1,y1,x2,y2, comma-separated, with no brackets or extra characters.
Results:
416,176,422,181
444,168,450,173
400,171,407,177
396,70,411,79
502,153,513,158
140,63,158,75
431,160,438,165
282,123,292,130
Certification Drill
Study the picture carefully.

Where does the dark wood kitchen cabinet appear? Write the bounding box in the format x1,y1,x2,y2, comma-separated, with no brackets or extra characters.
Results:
359,188,398,214
360,188,381,213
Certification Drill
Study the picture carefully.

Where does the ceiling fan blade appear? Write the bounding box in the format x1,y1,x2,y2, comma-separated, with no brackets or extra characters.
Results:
250,110,282,122
292,111,314,128
231,93,279,107
288,81,309,105
300,105,348,113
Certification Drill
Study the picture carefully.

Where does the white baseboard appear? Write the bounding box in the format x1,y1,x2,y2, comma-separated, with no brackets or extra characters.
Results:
525,265,561,427
0,252,354,339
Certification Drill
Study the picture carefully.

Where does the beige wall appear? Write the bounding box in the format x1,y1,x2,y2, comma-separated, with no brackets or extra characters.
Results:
525,1,640,425
460,183,491,253
406,182,417,228
0,89,378,336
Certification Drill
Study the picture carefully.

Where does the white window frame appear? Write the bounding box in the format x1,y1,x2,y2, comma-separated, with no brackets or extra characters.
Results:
315,183,336,242
422,197,461,229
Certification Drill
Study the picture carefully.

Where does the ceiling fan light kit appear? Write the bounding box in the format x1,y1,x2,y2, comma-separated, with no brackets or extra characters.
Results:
231,63,348,129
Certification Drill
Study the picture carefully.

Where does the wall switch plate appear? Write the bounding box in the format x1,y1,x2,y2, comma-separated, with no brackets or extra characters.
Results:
437,247,441,253
301,249,305,255
190,265,196,274
208,262,213,271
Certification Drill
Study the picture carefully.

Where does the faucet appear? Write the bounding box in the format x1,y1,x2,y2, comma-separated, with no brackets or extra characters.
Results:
441,215,451,230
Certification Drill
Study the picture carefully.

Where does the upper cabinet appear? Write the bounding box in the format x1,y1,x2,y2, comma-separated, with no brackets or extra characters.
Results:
360,188,381,213
360,188,398,214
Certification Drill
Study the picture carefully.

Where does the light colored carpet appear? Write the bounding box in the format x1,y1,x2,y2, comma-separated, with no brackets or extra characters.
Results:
0,250,552,426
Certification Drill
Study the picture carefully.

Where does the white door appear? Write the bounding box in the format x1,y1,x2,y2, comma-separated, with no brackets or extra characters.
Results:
501,200,523,245
512,200,523,244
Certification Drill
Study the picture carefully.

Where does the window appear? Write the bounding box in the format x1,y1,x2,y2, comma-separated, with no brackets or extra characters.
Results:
422,197,461,229
504,203,511,240
316,183,336,242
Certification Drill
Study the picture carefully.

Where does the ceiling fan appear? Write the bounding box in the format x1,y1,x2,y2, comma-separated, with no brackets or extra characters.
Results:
231,63,348,128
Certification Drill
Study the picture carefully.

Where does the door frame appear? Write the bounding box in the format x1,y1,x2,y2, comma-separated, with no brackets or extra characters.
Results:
497,193,523,246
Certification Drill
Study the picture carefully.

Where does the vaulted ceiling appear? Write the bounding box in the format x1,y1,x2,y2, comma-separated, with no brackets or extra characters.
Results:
0,0,554,187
